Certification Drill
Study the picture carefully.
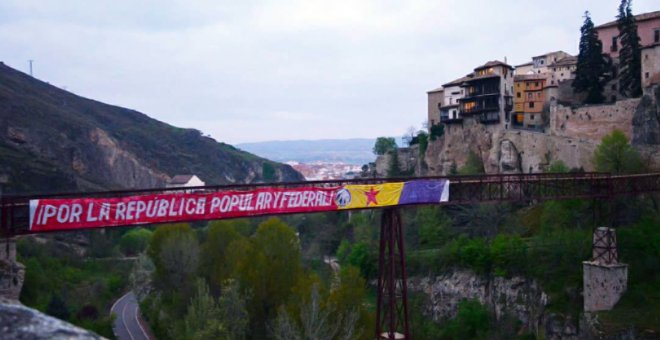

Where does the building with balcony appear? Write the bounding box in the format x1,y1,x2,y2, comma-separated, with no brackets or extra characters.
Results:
596,10,660,59
458,61,514,125
439,76,470,124
513,74,548,129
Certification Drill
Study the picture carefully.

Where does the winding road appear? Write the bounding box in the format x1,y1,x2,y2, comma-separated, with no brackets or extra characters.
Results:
111,292,150,340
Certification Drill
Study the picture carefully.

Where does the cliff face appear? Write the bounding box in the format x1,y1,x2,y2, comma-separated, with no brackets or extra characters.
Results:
409,270,592,339
0,63,303,195
377,90,660,177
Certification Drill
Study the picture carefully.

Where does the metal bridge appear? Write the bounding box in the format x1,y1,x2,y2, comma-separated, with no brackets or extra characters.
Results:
2,172,659,339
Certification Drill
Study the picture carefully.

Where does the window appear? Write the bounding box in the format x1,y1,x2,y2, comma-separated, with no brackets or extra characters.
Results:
530,114,535,119
534,82,539,87
540,60,544,65
527,93,533,99
645,53,648,60
516,92,521,98
561,73,564,77
463,101,476,112
646,72,650,79
655,29,660,43
551,80,555,85
529,102,535,109
611,36,618,52
553,68,557,71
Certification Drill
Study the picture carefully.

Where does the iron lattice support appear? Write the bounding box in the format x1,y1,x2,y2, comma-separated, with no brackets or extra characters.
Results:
376,208,410,339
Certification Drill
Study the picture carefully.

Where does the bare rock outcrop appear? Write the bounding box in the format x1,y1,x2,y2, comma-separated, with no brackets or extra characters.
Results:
408,270,585,339
0,299,103,339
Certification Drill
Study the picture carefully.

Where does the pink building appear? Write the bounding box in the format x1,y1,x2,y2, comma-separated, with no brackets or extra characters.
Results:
595,11,660,58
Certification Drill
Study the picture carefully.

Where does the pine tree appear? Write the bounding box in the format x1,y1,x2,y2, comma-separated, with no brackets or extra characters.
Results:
617,0,642,97
573,11,607,104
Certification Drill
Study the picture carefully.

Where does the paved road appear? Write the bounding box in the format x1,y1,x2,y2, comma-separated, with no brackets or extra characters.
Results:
111,292,150,340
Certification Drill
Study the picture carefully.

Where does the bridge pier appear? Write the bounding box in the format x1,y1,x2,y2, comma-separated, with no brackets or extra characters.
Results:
583,227,628,312
376,208,410,340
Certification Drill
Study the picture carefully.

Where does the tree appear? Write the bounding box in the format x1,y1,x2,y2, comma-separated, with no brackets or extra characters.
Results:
373,137,397,155
227,218,303,338
573,11,607,104
402,126,416,146
417,130,429,156
198,221,242,292
270,284,339,340
593,129,642,173
617,0,642,97
147,224,199,293
217,280,249,339
387,151,401,178
441,299,491,339
159,230,199,292
120,228,153,256
176,279,227,340
130,253,155,300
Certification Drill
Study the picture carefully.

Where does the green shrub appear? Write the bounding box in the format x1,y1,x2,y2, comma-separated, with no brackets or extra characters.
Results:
441,299,490,339
120,228,153,256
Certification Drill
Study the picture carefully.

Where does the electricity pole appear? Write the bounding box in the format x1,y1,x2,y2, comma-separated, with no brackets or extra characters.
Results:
28,60,33,76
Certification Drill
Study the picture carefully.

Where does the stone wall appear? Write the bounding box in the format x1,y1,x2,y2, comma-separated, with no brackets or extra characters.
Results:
549,99,638,141
374,145,423,177
423,92,660,175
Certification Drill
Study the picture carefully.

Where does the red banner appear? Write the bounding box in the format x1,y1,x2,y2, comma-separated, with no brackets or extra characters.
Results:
29,187,339,232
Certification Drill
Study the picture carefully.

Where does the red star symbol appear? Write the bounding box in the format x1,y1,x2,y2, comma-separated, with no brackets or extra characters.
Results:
365,187,379,206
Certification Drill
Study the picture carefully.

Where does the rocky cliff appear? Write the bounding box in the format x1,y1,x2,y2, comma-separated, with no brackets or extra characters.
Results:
0,62,303,195
408,270,621,340
0,298,102,339
375,88,660,176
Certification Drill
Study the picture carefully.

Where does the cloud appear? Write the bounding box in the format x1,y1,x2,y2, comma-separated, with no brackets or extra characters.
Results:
1,0,658,144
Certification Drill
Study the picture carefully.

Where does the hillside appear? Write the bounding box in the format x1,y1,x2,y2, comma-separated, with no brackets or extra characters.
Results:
0,62,303,195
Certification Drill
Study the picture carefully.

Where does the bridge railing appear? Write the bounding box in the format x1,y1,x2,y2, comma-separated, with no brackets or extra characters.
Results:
1,172,659,236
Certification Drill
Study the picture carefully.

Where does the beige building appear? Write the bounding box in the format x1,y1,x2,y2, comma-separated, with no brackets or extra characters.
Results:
514,62,533,75
547,56,577,85
427,88,444,127
531,51,571,75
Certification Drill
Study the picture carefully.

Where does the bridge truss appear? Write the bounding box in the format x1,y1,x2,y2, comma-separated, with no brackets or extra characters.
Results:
1,172,659,339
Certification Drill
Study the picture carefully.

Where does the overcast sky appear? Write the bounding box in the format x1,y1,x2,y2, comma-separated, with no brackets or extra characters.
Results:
1,1,657,144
